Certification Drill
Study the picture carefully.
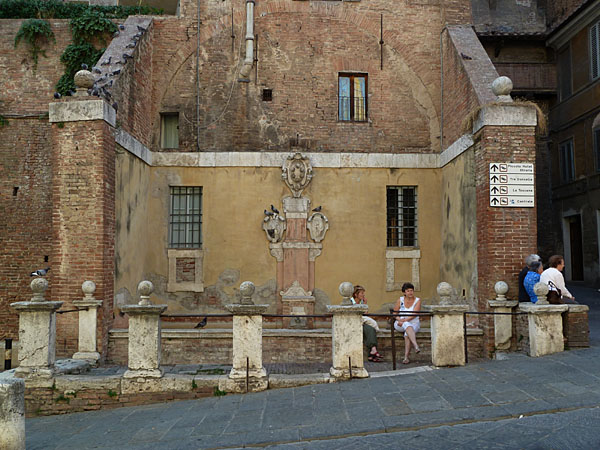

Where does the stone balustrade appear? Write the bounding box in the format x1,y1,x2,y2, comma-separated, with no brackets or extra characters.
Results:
487,281,518,353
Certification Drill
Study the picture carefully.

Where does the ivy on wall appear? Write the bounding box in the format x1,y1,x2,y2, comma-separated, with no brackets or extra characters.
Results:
14,18,55,69
4,0,162,95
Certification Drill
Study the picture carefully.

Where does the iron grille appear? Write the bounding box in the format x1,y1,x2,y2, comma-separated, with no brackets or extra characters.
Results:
169,186,202,248
386,186,418,247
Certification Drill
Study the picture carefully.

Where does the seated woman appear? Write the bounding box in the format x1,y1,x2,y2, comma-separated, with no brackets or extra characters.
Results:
351,285,383,362
393,282,421,364
523,259,543,303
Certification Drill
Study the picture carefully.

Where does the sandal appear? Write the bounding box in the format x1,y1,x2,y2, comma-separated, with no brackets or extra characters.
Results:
402,358,410,364
415,346,420,354
368,355,384,362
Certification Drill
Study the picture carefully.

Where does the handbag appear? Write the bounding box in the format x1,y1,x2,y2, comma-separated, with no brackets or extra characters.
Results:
547,281,562,304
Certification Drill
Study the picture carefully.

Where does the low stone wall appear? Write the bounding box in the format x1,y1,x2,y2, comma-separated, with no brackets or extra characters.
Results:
514,304,589,354
23,375,218,417
563,305,590,348
107,326,485,365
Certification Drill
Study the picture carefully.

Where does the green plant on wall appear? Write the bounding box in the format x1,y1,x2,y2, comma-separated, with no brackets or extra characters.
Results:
56,42,104,96
14,18,55,69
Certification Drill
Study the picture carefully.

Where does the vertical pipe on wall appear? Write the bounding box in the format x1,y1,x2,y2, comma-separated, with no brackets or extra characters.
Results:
239,0,255,80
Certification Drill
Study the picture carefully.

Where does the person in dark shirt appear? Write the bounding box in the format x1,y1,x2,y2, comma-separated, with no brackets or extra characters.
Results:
518,254,541,302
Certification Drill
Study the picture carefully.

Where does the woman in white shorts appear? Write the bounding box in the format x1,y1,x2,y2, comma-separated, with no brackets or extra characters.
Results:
393,282,421,364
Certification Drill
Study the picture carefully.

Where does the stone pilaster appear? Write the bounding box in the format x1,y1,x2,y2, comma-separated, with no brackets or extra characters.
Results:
10,279,63,379
0,378,25,450
220,282,269,393
72,281,103,363
121,281,167,379
488,281,518,352
430,305,468,367
519,297,568,357
327,282,369,380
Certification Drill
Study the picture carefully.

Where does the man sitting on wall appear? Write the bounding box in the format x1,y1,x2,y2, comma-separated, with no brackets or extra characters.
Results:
518,254,541,302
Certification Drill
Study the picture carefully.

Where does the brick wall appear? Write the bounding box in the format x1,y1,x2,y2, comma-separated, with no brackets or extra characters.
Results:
563,307,590,348
0,20,73,342
50,115,115,358
147,0,448,153
475,124,538,353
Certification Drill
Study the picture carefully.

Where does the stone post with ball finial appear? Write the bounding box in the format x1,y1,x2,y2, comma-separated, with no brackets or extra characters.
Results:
72,281,103,364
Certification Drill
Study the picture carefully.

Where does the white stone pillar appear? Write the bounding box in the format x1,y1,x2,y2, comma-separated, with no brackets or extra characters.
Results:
0,378,25,450
10,278,63,378
430,305,468,367
220,282,269,393
72,281,103,363
327,282,369,380
121,281,167,379
487,281,518,352
519,282,568,357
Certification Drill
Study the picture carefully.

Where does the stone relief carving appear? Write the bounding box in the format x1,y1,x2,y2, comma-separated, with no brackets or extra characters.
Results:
307,212,329,243
282,152,313,198
280,280,312,298
262,213,286,243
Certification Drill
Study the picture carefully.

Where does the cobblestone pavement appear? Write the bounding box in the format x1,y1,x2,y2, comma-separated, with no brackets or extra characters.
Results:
25,286,600,449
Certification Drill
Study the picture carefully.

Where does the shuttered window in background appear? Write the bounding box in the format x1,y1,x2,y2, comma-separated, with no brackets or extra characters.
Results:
590,22,600,80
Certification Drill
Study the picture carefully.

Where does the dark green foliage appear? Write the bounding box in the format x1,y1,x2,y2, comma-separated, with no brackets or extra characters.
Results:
56,42,104,95
70,10,116,45
0,0,162,19
14,18,55,68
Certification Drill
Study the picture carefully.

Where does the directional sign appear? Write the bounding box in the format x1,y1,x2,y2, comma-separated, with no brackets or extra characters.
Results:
489,162,534,208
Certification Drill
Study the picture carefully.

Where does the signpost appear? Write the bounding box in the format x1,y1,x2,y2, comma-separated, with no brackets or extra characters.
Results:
489,163,534,207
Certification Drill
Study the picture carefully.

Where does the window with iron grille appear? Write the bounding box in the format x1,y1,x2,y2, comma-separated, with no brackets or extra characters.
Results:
386,186,418,247
559,139,575,183
338,73,367,121
169,187,202,248
591,22,600,81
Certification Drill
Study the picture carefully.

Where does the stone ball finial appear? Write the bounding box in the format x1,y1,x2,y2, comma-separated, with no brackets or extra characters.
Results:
494,281,509,300
74,69,95,90
82,280,96,296
533,282,549,305
137,280,154,297
239,281,256,305
30,277,48,302
437,282,452,298
339,282,354,299
492,76,513,99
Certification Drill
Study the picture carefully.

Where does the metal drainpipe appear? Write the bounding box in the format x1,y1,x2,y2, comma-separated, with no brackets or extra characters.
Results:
440,25,448,153
239,0,255,80
196,0,201,152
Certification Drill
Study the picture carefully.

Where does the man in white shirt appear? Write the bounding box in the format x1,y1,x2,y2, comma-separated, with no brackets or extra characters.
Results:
540,255,577,303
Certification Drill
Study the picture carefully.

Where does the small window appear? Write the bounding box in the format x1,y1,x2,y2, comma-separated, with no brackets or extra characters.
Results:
591,22,600,81
386,186,418,247
262,89,273,101
161,113,179,149
169,187,202,248
594,128,600,172
559,139,575,183
338,73,367,121
558,45,572,100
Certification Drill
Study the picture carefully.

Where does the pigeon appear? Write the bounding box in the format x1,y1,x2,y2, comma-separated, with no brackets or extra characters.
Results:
30,267,50,277
123,53,133,60
133,33,142,39
126,43,136,48
100,56,111,66
53,92,61,99
264,209,274,216
194,317,208,328
112,31,120,38
119,24,125,30
92,89,99,97
271,204,280,214
137,25,147,33
81,63,88,70
112,69,121,76
112,102,118,112
312,206,322,212
460,52,472,60
93,67,102,74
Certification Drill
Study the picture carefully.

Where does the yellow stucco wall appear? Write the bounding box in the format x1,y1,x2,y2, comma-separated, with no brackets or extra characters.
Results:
115,163,443,315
